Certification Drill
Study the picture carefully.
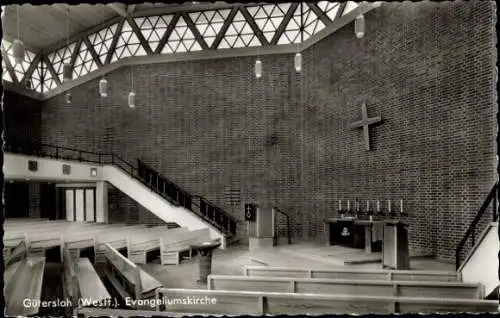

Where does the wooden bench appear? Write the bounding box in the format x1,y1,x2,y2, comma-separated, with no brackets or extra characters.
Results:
207,275,484,299
27,233,64,256
4,242,46,317
102,243,162,304
75,258,112,306
160,228,212,265
128,227,187,264
63,246,80,313
155,288,498,315
74,307,195,317
94,225,149,263
243,265,462,282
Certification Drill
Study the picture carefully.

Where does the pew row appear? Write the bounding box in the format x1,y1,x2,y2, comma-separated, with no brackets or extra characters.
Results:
94,225,151,263
74,307,196,317
243,265,462,282
4,241,46,316
155,288,498,315
63,244,111,309
128,227,188,264
160,228,212,265
102,243,162,304
207,275,484,299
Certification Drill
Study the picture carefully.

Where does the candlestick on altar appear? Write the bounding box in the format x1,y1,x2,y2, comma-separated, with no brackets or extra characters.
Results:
367,200,369,211
377,200,380,212
339,200,342,210
348,200,350,210
388,200,391,213
400,199,403,214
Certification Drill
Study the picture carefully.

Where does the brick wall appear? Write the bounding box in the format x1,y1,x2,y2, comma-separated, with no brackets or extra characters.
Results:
38,1,496,259
3,90,41,146
301,1,497,259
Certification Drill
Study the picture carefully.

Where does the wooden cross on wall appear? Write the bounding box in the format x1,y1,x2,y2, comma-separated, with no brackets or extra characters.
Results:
350,103,382,151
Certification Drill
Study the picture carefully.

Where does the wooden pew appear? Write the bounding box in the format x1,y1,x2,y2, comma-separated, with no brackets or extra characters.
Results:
102,243,162,305
4,217,50,224
4,240,28,267
243,266,462,282
63,224,139,251
155,288,498,315
4,222,93,247
63,247,81,314
160,228,211,265
4,243,46,317
207,275,484,299
94,225,149,263
27,232,64,255
75,258,112,306
128,227,188,264
74,307,195,317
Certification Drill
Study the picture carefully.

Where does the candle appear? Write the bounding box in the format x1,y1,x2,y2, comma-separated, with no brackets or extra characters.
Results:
339,200,342,210
388,200,391,213
348,200,350,210
377,200,380,212
400,199,403,213
367,200,369,211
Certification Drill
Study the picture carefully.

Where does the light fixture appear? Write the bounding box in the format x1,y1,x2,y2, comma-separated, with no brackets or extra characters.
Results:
128,92,136,108
65,91,72,104
129,65,135,108
63,8,72,81
63,63,73,82
295,2,304,73
294,53,302,72
90,168,97,177
255,59,262,78
99,77,108,97
12,5,25,64
354,5,365,39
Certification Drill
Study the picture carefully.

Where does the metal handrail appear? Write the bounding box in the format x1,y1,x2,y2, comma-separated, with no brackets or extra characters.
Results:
5,141,236,236
455,183,498,270
274,206,292,245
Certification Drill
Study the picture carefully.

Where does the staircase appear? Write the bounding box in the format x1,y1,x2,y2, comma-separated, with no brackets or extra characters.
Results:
455,183,499,298
4,142,238,248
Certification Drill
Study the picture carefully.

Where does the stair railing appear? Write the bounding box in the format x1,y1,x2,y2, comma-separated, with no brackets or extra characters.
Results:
273,206,292,245
5,141,236,236
455,182,498,270
136,159,237,236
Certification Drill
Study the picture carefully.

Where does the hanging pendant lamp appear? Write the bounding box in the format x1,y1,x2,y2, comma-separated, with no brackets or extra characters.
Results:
65,91,72,104
354,5,365,40
294,53,302,72
63,7,73,82
254,59,262,78
294,2,304,73
12,5,25,64
128,65,135,108
99,77,108,97
128,92,136,108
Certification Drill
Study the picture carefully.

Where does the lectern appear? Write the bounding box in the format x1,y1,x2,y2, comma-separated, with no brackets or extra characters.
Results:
382,221,409,270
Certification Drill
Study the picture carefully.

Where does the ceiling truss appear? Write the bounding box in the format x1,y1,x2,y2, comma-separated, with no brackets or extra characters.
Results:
1,2,380,99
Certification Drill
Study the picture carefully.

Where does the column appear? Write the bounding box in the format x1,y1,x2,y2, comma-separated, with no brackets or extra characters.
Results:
95,181,109,223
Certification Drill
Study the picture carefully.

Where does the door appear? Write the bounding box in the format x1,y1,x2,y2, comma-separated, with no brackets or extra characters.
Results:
64,187,96,222
40,183,57,220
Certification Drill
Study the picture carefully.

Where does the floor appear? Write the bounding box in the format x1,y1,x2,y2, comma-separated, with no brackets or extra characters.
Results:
140,241,455,289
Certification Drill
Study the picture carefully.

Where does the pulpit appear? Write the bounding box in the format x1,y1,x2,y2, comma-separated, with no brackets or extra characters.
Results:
191,240,221,285
382,221,409,270
246,203,275,252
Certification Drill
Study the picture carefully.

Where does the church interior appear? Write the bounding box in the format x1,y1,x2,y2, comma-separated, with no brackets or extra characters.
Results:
1,1,498,316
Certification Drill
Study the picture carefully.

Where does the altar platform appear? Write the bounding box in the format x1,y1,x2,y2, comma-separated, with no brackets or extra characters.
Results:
138,241,454,290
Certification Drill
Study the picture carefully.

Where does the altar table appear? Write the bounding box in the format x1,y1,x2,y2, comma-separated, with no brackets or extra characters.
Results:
324,218,383,253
